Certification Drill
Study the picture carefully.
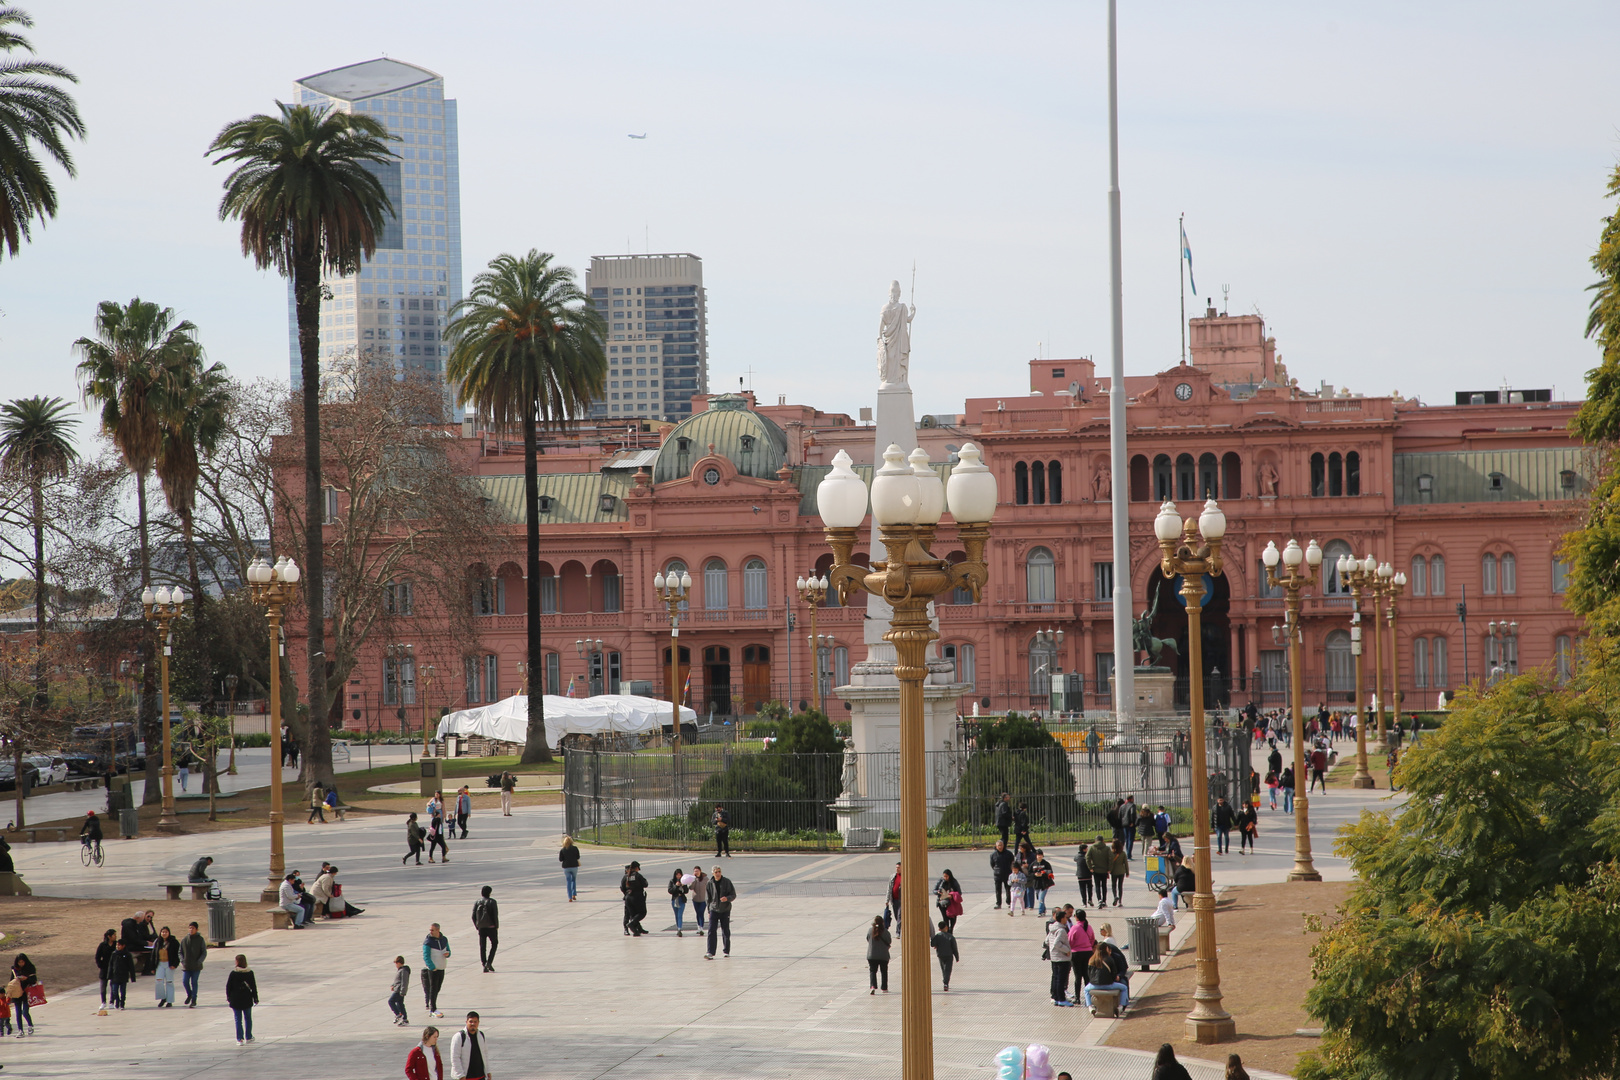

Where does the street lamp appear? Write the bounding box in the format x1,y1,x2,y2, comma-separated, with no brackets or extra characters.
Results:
223,673,240,776
796,572,829,712
140,584,188,831
817,443,994,1080
575,638,605,695
1336,555,1377,789
1262,537,1324,882
1486,619,1520,684
654,570,692,748
1154,497,1236,1043
1374,563,1406,741
246,556,300,902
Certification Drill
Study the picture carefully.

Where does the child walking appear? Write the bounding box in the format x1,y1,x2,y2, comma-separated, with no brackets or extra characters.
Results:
1007,862,1028,916
931,920,960,991
388,956,411,1026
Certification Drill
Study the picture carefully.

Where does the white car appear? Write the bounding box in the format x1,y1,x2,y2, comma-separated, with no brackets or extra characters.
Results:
25,755,67,786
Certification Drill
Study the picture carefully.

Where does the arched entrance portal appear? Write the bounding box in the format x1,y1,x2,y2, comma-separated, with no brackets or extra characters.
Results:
1146,569,1233,710
704,645,732,715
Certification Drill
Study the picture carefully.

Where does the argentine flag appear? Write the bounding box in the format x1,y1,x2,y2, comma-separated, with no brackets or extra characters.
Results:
1181,221,1197,296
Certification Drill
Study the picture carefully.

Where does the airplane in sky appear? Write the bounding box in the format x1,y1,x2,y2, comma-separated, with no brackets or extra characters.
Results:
628,133,646,139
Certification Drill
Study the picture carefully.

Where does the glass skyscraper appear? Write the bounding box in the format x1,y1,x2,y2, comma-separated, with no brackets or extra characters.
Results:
289,58,462,393
586,253,709,423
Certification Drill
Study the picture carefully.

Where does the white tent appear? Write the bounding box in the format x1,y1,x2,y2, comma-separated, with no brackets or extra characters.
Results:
435,694,695,747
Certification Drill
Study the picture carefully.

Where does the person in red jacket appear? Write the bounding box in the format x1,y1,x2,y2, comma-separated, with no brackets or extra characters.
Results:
406,1026,443,1080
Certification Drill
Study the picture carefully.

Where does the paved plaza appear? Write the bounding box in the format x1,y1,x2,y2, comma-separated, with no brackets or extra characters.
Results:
0,754,1390,1079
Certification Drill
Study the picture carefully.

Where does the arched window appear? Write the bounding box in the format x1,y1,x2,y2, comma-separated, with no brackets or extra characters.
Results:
1323,540,1354,595
1198,453,1219,499
1345,451,1361,496
1031,460,1047,505
1310,453,1326,497
538,561,558,614
1413,637,1430,688
743,558,768,610
665,560,689,612
1429,555,1446,597
1482,552,1498,595
834,645,850,688
1431,637,1448,686
1014,462,1029,505
704,558,728,610
1048,461,1063,504
1029,634,1057,696
1328,452,1343,497
1221,452,1242,499
943,642,977,688
1130,455,1151,502
1176,454,1196,502
1409,555,1428,596
1325,630,1353,695
1026,547,1056,604
1500,552,1516,595
1153,455,1173,501
465,653,499,704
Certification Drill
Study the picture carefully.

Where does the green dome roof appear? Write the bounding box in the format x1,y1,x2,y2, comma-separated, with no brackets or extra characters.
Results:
653,394,789,484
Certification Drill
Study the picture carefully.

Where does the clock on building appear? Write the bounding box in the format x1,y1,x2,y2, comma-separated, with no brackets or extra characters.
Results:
1174,382,1194,401
703,467,721,485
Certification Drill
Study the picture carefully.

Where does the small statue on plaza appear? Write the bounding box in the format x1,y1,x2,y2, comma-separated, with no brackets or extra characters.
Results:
839,737,859,797
877,280,915,386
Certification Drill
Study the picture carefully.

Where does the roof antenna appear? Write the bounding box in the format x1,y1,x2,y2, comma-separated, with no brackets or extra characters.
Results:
1221,284,1229,315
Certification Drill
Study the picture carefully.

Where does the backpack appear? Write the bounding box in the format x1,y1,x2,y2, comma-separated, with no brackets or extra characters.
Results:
1123,804,1138,828
472,898,495,929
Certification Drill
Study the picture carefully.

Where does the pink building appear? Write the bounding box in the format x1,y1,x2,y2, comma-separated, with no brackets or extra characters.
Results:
288,308,1588,729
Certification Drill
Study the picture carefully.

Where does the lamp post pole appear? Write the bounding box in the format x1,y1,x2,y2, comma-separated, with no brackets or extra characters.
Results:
1378,564,1406,737
655,571,692,750
1263,538,1323,882
140,585,188,831
1370,575,1385,746
796,573,829,713
1338,555,1377,789
246,556,300,902
817,443,996,1080
1154,498,1236,1043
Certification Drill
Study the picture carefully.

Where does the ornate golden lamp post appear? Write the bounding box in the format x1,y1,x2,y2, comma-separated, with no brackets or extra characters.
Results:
1377,563,1406,738
246,556,300,902
1336,554,1377,789
795,572,829,712
1154,497,1236,1043
654,568,692,750
139,584,188,831
817,444,995,1080
1262,537,1324,882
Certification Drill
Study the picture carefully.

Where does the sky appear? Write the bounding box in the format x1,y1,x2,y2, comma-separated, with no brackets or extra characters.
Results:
3,0,1619,440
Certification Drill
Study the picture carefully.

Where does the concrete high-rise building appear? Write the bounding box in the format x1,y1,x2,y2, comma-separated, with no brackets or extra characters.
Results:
289,58,462,394
586,253,708,423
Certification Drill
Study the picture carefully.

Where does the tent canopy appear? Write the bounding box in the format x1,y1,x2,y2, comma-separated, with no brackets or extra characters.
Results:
435,694,696,747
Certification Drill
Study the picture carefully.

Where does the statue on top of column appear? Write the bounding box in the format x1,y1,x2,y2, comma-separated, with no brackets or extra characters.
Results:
877,280,915,387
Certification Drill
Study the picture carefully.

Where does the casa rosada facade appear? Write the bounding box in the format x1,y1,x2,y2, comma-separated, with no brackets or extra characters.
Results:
284,310,1590,730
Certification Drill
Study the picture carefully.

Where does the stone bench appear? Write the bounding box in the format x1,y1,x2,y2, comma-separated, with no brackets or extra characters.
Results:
1088,988,1121,1018
164,882,212,901
19,828,67,843
267,908,295,930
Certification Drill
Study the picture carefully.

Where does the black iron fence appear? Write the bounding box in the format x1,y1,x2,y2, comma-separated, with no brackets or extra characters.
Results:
564,727,1253,852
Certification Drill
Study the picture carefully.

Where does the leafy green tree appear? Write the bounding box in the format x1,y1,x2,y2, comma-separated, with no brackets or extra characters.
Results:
209,103,395,793
152,347,231,612
0,396,76,705
446,251,606,765
939,712,1080,831
0,7,84,259
978,711,1059,751
769,707,841,755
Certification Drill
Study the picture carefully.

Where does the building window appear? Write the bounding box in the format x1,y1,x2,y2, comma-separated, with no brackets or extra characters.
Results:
465,654,499,703
743,558,767,610
1553,558,1570,594
1153,455,1172,501
1026,547,1056,604
1430,554,1446,597
384,657,416,706
544,652,561,695
1095,653,1115,701
602,571,622,613
834,645,849,689
1500,552,1516,595
1414,637,1430,689
1093,561,1114,601
1198,453,1218,499
1555,635,1574,684
1220,452,1242,500
1176,454,1196,501
385,580,414,616
1346,451,1361,495
1488,471,1506,494
704,559,729,610
1482,553,1498,595
1409,556,1427,596
475,576,503,616
1323,540,1354,595
1031,460,1046,505
1014,461,1029,505
540,574,558,615
1432,636,1448,686
1416,474,1434,504
323,486,340,524
1130,455,1151,502
1325,630,1353,695
1311,453,1325,497
1048,461,1063,504
1329,452,1345,497
956,643,977,688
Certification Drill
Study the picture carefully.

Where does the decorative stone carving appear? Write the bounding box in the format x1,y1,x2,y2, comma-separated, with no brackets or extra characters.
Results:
877,280,915,387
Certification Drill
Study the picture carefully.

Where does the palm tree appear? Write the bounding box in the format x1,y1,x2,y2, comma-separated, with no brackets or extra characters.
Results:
447,251,606,764
0,7,84,259
209,103,394,790
152,347,232,609
75,298,200,804
0,395,77,705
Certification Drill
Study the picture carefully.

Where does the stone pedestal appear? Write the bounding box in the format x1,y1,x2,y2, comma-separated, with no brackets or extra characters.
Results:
0,872,32,896
1111,667,1177,719
829,795,883,850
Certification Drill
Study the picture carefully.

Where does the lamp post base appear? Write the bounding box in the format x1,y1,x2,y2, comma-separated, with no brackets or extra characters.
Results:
1185,1016,1237,1044
259,882,281,904
155,816,182,833
1287,866,1323,882
1351,771,1376,789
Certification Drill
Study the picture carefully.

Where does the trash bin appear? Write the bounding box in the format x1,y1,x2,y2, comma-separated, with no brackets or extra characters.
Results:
207,898,236,946
118,807,138,839
1127,916,1161,969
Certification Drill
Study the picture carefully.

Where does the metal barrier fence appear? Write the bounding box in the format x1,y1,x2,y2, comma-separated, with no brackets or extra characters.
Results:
564,726,1254,852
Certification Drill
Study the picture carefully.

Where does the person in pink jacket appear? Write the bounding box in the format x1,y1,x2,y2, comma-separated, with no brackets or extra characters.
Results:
1067,907,1098,1002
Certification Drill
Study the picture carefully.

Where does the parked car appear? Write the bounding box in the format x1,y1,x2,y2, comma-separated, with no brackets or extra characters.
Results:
62,751,106,777
0,762,41,793
25,755,67,786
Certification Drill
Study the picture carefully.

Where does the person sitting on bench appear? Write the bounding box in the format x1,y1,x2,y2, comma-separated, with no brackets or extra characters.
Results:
188,856,215,883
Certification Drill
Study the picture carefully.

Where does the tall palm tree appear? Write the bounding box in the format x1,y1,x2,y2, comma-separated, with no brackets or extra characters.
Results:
0,395,77,705
0,7,84,259
152,347,232,609
209,103,394,790
447,251,606,764
75,298,200,804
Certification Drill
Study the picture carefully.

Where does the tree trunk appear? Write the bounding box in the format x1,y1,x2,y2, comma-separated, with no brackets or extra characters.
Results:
183,514,216,721
519,407,552,765
294,251,335,798
29,472,46,710
13,745,23,830
136,472,162,806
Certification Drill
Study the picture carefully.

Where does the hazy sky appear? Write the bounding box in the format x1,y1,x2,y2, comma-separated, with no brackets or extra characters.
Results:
4,0,1618,437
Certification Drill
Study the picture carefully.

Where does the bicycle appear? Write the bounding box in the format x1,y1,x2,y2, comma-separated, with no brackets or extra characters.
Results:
80,836,104,867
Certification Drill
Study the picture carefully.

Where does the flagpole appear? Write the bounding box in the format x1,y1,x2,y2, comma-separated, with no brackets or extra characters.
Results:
1180,213,1187,365
1106,0,1136,748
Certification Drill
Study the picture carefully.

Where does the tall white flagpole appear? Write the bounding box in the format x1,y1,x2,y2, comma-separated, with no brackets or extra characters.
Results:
1107,0,1136,746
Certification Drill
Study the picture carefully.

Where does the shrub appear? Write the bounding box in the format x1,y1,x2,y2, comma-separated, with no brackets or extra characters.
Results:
687,750,838,833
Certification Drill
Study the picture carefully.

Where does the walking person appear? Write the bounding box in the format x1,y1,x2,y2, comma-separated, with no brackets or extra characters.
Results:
1213,796,1234,855
1109,839,1129,907
704,864,735,959
1309,744,1329,793
499,771,516,816
179,920,207,1007
426,813,450,864
448,1012,491,1080
934,870,963,931
689,866,709,931
152,926,178,1006
1067,908,1096,1000
406,1026,443,1080
931,919,959,991
865,916,892,994
225,954,258,1044
308,783,327,824
177,745,194,793
668,868,690,937
106,940,133,1010
471,886,499,971
1281,766,1296,813
95,929,117,1012
1074,843,1093,907
989,839,1014,909
389,955,412,1026
404,813,425,865
455,786,472,839
1044,908,1073,1006
885,860,903,935
421,923,450,1018
712,803,731,857
1236,801,1258,854
558,836,581,901
1013,801,1032,851
621,861,649,936
1006,860,1027,916
1029,850,1055,916
9,953,36,1034
994,792,1013,845
1265,770,1279,811
1085,835,1111,907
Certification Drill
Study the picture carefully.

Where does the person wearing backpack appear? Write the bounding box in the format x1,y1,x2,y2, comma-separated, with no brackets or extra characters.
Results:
471,886,499,972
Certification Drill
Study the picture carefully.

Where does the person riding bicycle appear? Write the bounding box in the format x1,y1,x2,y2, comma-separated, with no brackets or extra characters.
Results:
81,810,103,858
